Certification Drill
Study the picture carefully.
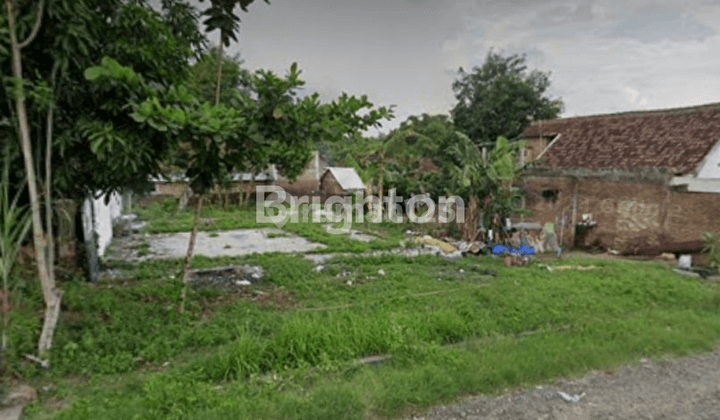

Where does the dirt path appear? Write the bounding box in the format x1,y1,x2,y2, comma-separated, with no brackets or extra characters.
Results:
404,347,720,420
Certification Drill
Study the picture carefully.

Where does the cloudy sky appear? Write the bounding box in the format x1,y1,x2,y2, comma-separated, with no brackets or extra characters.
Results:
197,0,720,131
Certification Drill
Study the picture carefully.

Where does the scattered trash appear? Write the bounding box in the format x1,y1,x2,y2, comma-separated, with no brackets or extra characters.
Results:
468,242,484,255
557,391,585,403
659,253,676,262
189,265,264,290
24,354,49,368
162,361,170,367
399,240,406,248
459,269,465,274
336,271,350,278
502,254,530,267
378,269,386,276
412,236,458,254
315,265,324,273
492,242,535,257
346,280,353,287
445,250,463,260
678,255,692,269
213,385,223,391
608,249,620,255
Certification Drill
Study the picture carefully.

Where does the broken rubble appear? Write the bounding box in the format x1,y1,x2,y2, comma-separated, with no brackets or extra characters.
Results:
189,265,264,290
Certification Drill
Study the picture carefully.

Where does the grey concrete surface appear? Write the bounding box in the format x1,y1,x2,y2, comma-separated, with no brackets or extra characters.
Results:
146,228,326,259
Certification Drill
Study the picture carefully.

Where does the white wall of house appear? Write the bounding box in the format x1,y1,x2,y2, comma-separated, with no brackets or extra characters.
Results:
697,140,720,178
82,191,123,257
670,177,720,193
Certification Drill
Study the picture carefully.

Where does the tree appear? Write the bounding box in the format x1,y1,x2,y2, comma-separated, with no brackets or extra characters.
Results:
1,0,206,356
187,47,251,106
4,0,62,356
451,50,563,145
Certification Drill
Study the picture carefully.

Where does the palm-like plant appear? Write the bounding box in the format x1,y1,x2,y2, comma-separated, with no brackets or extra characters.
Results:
0,144,32,356
448,135,528,242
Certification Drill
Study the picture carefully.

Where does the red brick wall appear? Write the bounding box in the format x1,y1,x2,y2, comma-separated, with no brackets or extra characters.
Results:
525,176,720,252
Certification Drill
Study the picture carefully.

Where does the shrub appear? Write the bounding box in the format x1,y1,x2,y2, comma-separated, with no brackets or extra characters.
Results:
701,232,720,270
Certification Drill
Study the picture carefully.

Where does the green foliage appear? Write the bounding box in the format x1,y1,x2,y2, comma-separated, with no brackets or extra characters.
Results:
701,232,720,269
198,0,270,47
187,47,252,106
16,255,720,419
0,143,32,357
451,50,563,145
448,134,529,236
1,0,206,201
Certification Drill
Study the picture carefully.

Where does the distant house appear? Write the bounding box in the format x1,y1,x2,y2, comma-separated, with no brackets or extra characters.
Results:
320,167,366,195
275,151,328,195
150,169,276,196
519,102,720,254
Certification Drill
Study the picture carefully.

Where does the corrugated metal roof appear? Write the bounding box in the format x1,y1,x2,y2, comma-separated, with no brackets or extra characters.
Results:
151,169,275,183
324,167,365,191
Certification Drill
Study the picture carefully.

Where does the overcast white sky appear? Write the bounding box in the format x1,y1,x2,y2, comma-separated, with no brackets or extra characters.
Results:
194,0,720,132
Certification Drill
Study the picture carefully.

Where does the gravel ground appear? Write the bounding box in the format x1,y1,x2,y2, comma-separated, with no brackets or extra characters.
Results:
404,347,720,420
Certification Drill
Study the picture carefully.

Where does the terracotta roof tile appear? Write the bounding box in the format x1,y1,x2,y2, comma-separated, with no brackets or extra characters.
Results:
522,102,720,175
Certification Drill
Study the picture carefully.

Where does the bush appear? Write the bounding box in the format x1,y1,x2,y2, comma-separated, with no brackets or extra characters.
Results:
701,232,720,270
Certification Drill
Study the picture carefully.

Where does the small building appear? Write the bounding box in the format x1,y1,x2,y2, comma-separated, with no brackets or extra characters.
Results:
150,169,276,196
320,167,366,196
275,151,328,195
520,102,720,254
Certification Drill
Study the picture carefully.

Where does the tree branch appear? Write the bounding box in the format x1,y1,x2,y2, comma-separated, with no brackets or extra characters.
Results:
18,0,45,50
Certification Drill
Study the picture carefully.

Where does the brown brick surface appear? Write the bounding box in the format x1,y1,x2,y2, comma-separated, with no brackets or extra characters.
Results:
526,176,720,253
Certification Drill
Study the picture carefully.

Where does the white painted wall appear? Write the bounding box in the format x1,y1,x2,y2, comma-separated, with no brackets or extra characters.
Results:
670,177,720,193
82,192,123,257
697,140,720,178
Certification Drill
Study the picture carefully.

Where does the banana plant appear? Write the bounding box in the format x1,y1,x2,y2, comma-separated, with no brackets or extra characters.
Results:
448,135,529,242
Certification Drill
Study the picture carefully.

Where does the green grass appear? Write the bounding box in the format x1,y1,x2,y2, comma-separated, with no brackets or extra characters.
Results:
10,253,720,419
135,239,150,256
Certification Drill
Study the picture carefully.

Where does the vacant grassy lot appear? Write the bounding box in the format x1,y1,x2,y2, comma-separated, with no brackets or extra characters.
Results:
11,250,720,419
135,201,411,253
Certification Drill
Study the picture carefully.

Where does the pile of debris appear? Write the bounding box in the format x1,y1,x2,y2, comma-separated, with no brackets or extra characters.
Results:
113,213,146,237
189,265,264,290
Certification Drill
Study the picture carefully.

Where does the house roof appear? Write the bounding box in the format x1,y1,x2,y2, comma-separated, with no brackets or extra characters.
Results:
150,169,275,183
522,102,720,175
323,167,365,191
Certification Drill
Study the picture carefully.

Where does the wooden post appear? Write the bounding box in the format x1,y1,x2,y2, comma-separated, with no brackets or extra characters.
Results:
570,178,578,247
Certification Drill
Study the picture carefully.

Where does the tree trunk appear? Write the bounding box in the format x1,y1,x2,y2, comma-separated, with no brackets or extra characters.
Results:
377,158,384,221
5,0,60,356
45,77,55,293
463,194,478,242
179,194,203,313
214,41,224,106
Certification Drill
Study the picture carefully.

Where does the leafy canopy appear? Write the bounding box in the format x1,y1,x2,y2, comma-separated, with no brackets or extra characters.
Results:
451,50,563,145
